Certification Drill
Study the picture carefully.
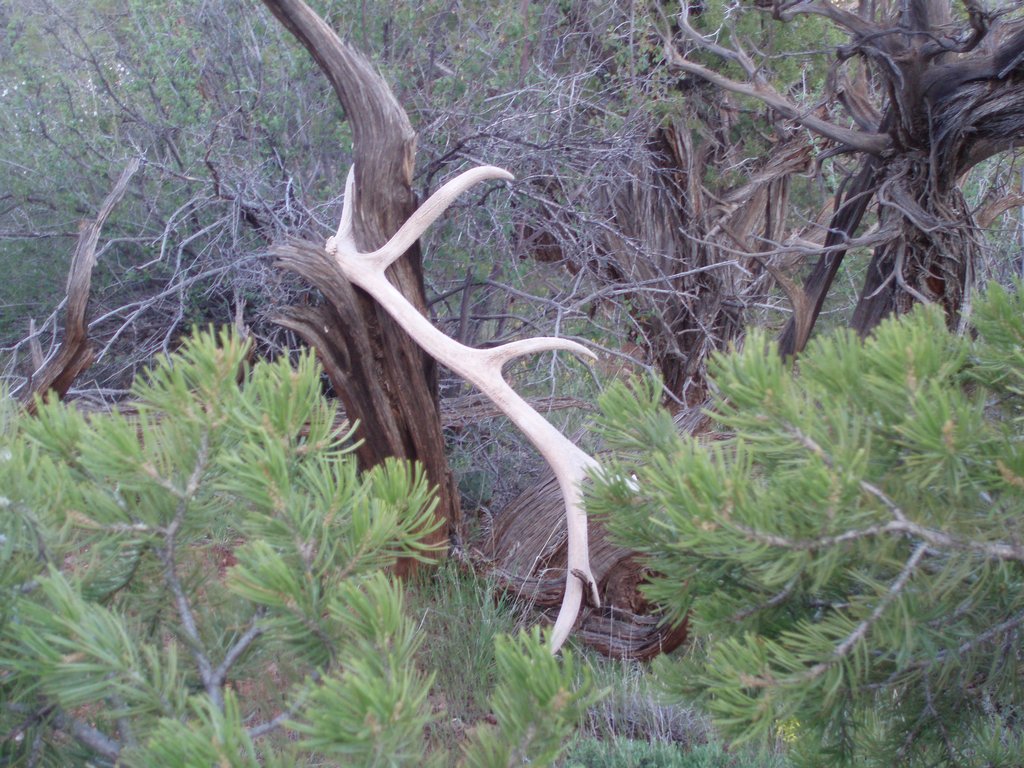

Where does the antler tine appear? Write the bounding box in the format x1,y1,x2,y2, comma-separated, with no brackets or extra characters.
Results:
486,337,598,368
332,166,357,247
364,165,515,271
325,164,601,653
368,165,513,270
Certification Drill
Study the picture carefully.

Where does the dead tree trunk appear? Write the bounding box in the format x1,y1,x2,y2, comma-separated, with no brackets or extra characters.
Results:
19,159,140,413
591,122,812,404
261,0,459,562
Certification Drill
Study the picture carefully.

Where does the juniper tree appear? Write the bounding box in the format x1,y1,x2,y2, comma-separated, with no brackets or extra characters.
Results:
0,328,595,767
589,282,1024,767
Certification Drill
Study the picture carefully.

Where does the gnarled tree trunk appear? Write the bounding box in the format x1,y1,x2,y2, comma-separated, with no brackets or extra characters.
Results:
261,0,459,564
591,122,812,404
769,1,1024,356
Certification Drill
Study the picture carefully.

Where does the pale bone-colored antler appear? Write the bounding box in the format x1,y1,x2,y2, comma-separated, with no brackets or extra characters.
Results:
326,165,600,652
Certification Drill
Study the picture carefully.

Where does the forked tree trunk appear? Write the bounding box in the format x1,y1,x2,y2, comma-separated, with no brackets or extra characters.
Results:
778,136,982,356
852,176,978,332
261,0,459,564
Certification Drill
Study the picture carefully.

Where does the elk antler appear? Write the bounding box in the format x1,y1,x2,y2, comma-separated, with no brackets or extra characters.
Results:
326,165,600,652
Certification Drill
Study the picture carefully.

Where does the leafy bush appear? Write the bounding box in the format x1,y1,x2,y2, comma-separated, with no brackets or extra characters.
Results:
589,283,1024,767
0,328,595,766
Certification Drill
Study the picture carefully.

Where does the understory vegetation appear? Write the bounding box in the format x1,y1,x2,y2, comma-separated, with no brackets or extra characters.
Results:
0,329,598,766
5,280,1024,765
0,326,785,766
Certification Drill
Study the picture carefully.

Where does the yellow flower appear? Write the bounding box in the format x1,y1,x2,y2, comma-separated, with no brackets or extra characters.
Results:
775,717,800,745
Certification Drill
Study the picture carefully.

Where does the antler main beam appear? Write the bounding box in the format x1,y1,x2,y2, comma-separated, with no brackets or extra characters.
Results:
326,165,600,652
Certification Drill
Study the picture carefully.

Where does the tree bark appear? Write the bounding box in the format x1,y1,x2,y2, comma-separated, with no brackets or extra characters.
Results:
261,0,459,562
777,156,882,357
581,120,812,404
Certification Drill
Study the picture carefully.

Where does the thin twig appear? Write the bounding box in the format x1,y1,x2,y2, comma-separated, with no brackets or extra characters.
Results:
211,609,267,688
246,670,321,739
731,514,1024,562
156,431,221,707
730,575,800,622
51,708,122,761
788,427,908,523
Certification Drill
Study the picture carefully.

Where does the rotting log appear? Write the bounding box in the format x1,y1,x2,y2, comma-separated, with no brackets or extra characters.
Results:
480,468,690,660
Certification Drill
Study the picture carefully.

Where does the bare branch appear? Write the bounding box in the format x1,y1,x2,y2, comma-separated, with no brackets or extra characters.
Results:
801,543,928,683
154,432,220,707
664,45,889,155
51,709,122,761
772,0,881,40
730,575,801,622
666,7,891,154
976,193,1024,228
212,610,267,689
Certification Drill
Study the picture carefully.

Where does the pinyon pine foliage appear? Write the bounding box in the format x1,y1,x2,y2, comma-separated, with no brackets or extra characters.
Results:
0,328,595,767
589,282,1024,767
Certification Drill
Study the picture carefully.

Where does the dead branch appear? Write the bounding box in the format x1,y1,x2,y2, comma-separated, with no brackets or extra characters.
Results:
19,158,140,412
263,0,460,553
666,8,891,155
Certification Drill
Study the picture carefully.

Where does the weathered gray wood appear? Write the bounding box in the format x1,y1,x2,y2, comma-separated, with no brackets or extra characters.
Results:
22,158,140,413
775,4,1024,356
262,0,459,560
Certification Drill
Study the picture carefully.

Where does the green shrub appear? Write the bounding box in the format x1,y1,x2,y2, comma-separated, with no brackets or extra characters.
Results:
0,328,595,767
589,282,1024,767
